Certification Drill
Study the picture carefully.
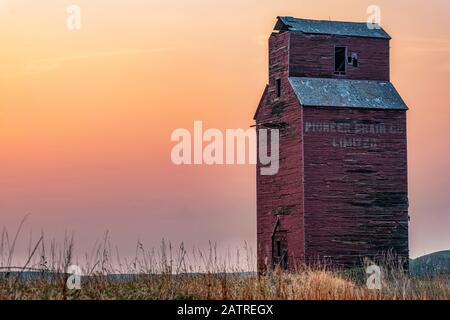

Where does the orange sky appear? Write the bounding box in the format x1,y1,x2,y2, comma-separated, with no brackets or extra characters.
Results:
1,0,449,262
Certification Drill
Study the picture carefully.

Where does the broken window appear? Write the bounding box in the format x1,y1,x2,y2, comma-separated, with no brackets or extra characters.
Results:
334,46,347,75
276,79,281,98
347,52,359,68
352,53,359,67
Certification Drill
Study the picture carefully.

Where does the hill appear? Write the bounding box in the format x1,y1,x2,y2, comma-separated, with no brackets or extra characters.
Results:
410,250,450,277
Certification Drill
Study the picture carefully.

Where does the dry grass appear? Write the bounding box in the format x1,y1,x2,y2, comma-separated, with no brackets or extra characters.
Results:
2,267,449,300
0,222,449,300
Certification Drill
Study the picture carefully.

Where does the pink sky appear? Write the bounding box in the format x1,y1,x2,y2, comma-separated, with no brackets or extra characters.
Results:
0,0,449,264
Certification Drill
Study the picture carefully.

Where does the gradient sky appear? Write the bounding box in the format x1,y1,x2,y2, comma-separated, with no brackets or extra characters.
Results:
1,0,449,263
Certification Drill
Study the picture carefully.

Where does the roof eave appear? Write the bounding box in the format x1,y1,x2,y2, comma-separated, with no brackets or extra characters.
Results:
254,85,269,120
287,77,409,111
275,16,392,40
301,104,408,111
290,30,392,40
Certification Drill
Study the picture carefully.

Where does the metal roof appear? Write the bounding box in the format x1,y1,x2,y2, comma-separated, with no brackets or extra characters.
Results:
288,77,408,110
276,16,391,39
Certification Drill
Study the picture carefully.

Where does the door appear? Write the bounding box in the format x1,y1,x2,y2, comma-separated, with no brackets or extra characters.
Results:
272,231,288,270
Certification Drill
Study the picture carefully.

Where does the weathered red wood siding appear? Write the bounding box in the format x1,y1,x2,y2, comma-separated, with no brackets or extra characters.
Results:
302,107,409,267
288,33,390,81
268,32,290,91
256,32,305,272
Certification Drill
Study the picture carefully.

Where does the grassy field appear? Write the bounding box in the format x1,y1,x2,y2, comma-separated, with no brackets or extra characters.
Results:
1,268,449,300
0,220,449,300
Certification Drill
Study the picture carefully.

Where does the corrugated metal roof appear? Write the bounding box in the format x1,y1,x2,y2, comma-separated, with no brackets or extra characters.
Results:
289,77,408,110
276,16,391,39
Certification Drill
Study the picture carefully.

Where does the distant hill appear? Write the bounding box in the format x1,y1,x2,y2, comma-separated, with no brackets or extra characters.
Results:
410,250,450,277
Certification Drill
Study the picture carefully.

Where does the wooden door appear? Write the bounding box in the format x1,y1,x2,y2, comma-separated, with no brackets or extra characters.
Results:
272,231,288,270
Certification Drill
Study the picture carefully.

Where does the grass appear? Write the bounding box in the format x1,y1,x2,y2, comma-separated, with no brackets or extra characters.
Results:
2,267,450,300
0,221,449,300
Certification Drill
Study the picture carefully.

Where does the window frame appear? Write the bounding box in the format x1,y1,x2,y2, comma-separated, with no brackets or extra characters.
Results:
334,45,348,75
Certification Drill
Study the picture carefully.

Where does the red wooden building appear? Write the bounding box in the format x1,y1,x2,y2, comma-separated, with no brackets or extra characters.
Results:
255,17,409,271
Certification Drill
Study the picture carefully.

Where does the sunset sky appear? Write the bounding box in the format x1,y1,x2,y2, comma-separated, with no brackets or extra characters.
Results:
1,0,449,263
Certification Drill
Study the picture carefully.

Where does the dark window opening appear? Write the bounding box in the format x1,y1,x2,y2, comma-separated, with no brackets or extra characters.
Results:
334,46,347,75
276,79,281,98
